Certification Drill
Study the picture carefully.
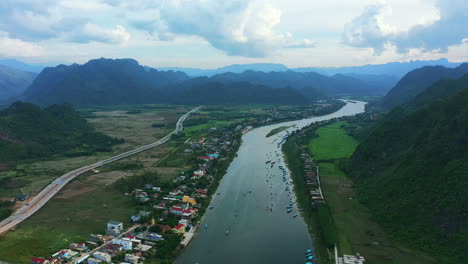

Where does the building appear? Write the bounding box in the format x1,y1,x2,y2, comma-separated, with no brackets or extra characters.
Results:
92,252,111,262
52,249,80,261
112,238,133,250
338,254,366,264
124,254,139,264
86,258,102,264
170,205,183,215
173,224,186,234
30,257,50,264
182,196,197,206
106,220,123,236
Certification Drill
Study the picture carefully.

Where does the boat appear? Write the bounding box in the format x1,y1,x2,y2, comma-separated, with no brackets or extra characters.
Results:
293,214,298,218
217,192,221,195
209,206,214,209
205,224,208,229
287,208,292,213
226,229,229,236
305,249,312,253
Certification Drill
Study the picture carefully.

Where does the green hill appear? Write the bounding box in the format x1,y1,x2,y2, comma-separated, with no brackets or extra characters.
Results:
349,80,468,262
0,101,121,162
381,63,468,109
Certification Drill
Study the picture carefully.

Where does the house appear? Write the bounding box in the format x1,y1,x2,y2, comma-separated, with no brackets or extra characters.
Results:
52,249,80,261
30,257,50,264
124,254,140,264
178,219,189,227
112,238,133,250
194,189,207,198
92,252,111,262
181,208,197,220
131,215,141,222
182,196,197,206
69,242,88,251
193,170,205,177
173,224,186,234
170,205,183,215
152,187,161,192
87,258,102,264
106,220,123,236
15,195,29,201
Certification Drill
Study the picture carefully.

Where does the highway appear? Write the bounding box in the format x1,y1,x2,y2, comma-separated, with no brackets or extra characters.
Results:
0,106,202,235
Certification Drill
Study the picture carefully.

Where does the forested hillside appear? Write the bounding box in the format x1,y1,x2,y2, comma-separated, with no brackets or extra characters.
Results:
381,63,468,109
0,101,121,162
349,79,468,263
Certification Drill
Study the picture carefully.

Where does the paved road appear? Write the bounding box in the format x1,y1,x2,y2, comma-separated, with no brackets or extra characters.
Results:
0,106,202,235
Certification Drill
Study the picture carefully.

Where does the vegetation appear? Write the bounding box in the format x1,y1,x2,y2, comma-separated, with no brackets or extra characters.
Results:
0,200,14,221
266,126,290,137
0,102,122,162
308,121,358,160
381,63,468,109
349,84,468,263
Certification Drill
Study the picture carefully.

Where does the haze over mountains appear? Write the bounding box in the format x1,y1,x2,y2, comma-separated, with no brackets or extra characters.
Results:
0,65,37,103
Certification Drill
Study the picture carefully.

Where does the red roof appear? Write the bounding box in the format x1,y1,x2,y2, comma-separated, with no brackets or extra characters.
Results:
196,189,207,194
126,235,135,239
31,257,46,264
171,207,183,212
174,224,185,230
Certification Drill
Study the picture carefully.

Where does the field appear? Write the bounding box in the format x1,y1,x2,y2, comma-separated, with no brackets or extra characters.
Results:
308,121,358,160
0,104,257,263
309,122,435,264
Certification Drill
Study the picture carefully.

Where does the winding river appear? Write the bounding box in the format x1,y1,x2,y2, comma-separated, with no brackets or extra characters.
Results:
175,100,366,264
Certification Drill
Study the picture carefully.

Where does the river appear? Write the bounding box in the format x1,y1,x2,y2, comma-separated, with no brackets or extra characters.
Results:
174,100,366,264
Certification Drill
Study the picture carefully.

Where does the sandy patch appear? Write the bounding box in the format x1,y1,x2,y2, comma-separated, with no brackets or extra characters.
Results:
85,171,129,185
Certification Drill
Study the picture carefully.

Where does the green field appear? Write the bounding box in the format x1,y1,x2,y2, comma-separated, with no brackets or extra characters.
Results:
309,121,435,264
0,185,133,263
308,122,358,160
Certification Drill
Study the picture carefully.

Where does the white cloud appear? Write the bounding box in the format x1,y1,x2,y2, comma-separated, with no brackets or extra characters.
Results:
343,0,468,54
0,32,44,57
129,0,316,57
67,23,131,45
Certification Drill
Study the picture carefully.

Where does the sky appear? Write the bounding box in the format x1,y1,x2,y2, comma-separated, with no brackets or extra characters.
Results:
0,0,467,68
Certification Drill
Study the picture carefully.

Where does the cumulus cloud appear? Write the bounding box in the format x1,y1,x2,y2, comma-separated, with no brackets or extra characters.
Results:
67,23,131,45
130,0,316,57
0,0,130,45
343,0,468,54
0,32,44,57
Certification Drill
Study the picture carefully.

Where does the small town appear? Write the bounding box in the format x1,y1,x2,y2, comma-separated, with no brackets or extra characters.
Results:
27,103,341,264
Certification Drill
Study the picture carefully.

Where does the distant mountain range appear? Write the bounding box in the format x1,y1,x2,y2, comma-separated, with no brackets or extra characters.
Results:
159,58,462,78
19,58,313,106
381,63,468,109
0,65,37,102
0,59,45,73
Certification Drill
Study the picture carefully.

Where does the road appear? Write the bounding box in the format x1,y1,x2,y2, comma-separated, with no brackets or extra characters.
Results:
0,106,202,235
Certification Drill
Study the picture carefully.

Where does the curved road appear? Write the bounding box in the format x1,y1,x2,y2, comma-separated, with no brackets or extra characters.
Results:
0,106,202,235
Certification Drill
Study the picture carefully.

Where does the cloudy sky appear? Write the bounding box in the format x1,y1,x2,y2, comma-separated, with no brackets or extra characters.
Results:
0,0,467,68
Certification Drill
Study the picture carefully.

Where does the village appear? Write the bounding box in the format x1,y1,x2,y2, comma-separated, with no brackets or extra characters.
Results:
27,102,343,264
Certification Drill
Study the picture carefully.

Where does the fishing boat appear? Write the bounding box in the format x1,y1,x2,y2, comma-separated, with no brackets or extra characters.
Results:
287,208,292,213
293,214,298,218
226,229,229,236
205,224,208,229
209,206,214,209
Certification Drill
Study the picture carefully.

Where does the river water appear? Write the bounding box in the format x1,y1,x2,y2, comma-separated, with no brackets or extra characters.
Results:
174,101,366,264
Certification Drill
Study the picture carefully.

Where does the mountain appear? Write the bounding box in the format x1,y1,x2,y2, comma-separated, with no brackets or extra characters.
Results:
208,70,389,96
168,80,309,105
0,101,121,162
348,79,468,263
293,58,462,78
381,63,468,109
21,58,190,106
158,63,288,77
408,74,468,109
0,65,37,102
0,59,45,73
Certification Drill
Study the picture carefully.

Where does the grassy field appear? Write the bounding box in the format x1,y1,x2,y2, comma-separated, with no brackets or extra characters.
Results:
309,122,435,264
308,122,359,160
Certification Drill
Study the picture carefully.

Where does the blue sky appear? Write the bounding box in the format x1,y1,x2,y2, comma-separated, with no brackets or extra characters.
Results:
0,0,466,68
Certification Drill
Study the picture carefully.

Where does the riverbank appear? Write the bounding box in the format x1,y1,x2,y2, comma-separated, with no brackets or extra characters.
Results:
283,119,436,264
